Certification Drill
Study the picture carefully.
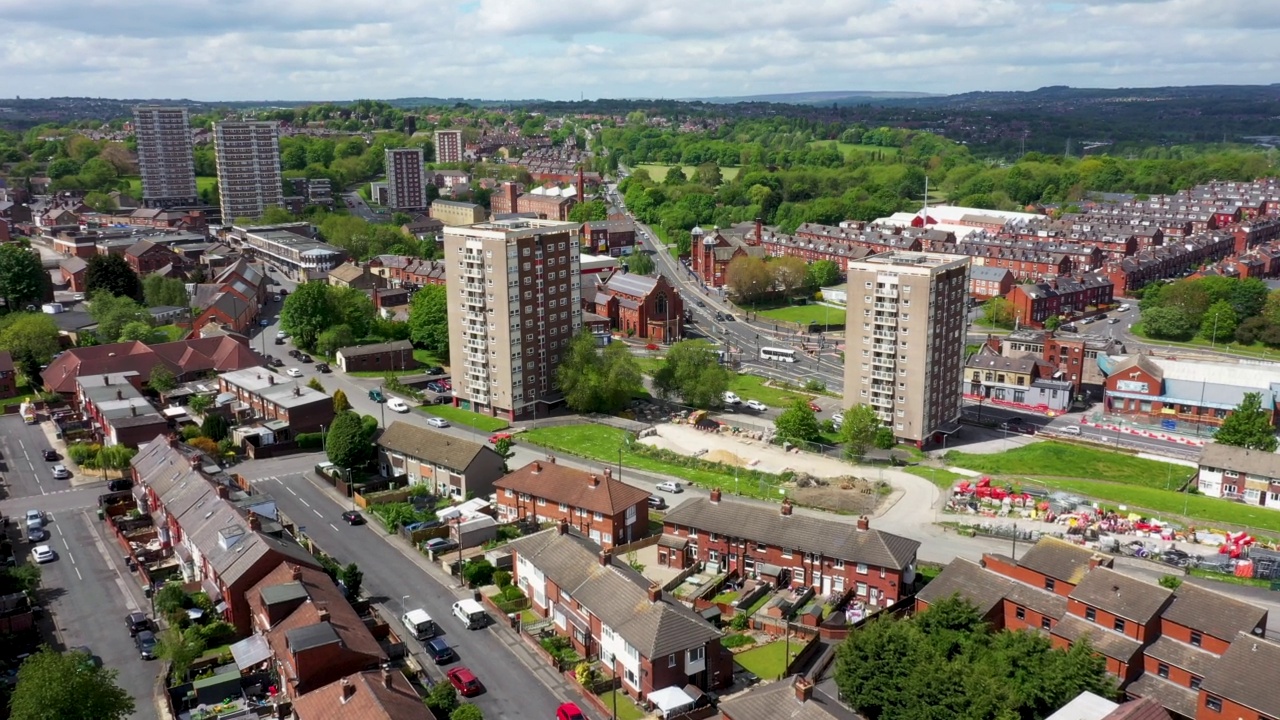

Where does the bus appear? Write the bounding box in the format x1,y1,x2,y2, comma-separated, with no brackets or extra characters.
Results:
760,347,797,363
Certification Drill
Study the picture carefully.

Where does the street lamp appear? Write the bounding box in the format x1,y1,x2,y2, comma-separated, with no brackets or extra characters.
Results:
400,595,410,614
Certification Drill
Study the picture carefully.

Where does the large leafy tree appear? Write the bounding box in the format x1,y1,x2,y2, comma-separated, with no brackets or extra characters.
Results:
1139,306,1194,340
724,256,772,304
0,244,50,312
280,281,337,350
981,297,1016,328
1214,392,1279,452
87,292,150,343
84,253,140,300
839,403,882,460
769,256,809,297
1199,300,1238,343
326,410,373,471
316,324,355,358
148,364,177,392
806,259,842,289
651,339,731,409
625,250,656,276
408,283,450,356
142,274,190,308
8,646,136,720
0,312,61,380
556,331,644,413
329,286,375,338
774,398,822,444
567,199,608,223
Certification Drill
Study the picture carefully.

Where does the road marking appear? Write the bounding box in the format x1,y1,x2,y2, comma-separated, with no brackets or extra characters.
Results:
61,537,69,550
74,567,82,581
313,509,323,518
300,498,310,507
68,552,75,565
28,461,34,471
329,523,339,531
287,487,297,496
18,440,23,449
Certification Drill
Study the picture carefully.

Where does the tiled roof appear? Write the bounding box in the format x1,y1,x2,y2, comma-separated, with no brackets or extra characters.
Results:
718,679,860,720
1052,615,1143,663
292,669,432,720
1014,537,1104,586
43,337,259,394
1198,443,1280,483
1116,677,1189,719
508,528,720,659
375,421,494,472
1143,635,1219,678
1006,582,1068,620
495,462,651,516
1161,582,1268,643
327,263,366,283
1069,567,1173,624
1201,634,1280,718
336,340,414,359
662,498,919,570
915,559,1012,616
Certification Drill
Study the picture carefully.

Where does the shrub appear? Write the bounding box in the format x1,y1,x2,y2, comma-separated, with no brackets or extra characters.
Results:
574,662,598,687
493,570,512,589
189,437,218,455
729,613,750,631
462,558,495,587
450,705,483,720
1158,575,1183,590
192,620,236,647
180,425,203,440
425,681,459,714
722,633,754,649
296,432,323,449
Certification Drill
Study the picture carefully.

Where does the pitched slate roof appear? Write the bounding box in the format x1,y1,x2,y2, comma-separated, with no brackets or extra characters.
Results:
662,497,919,570
375,421,494,472
292,669,432,720
1143,635,1219,678
1052,615,1143,663
327,263,367,284
718,679,861,720
1120,676,1191,719
1198,443,1280,482
915,558,1013,616
1161,582,1268,642
43,337,259,393
495,462,651,516
1201,634,1280,718
1069,567,1173,624
508,528,720,659
1014,537,1105,586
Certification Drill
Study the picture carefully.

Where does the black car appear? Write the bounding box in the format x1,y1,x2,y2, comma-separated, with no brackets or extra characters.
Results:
126,612,150,637
42,449,58,461
288,349,301,358
647,495,667,510
426,637,456,664
274,337,285,345
714,311,725,321
315,363,330,373
724,314,735,321
270,357,284,368
108,479,133,492
426,366,445,376
999,418,1025,431
340,510,365,525
299,354,313,363
135,630,157,660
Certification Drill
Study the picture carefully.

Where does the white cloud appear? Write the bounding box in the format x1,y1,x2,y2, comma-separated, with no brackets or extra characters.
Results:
0,0,1276,100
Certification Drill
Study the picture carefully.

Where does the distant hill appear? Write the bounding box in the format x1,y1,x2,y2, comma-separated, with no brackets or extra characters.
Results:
690,90,938,105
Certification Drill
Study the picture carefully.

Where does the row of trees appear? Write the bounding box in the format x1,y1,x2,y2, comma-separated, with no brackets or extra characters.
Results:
724,256,842,304
556,333,645,413
279,282,377,351
1138,275,1280,347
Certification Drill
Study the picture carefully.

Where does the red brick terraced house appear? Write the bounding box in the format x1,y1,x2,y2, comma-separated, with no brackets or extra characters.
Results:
124,239,186,275
509,525,729,702
1006,273,1115,328
291,668,433,720
661,493,920,607
494,460,650,550
217,368,335,436
42,336,260,395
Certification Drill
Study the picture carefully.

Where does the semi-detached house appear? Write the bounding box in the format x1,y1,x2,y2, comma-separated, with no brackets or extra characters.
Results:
375,421,505,500
660,493,920,607
494,459,651,550
510,525,729,703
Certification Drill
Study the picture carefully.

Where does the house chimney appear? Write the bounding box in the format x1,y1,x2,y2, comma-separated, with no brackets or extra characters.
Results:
216,485,230,499
116,389,123,400
647,584,661,603
381,667,393,689
189,455,201,468
293,386,300,397
130,404,137,417
856,516,869,532
577,166,585,204
603,467,612,480
589,474,599,488
268,375,275,385
505,182,519,214
557,518,569,535
599,550,612,567
547,454,556,464
248,512,261,532
103,375,110,385
533,461,541,474
291,564,302,581
780,500,793,517
316,605,330,623
340,677,355,702
795,677,814,703
1088,554,1102,570
755,217,763,243
710,488,722,504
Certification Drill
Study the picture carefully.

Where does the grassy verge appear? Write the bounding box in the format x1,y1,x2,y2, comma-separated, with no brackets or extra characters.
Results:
756,303,843,327
416,404,510,432
944,441,1194,489
152,324,188,342
1188,567,1273,588
521,424,787,499
733,641,799,680
728,374,808,408
903,466,969,490
1130,324,1280,361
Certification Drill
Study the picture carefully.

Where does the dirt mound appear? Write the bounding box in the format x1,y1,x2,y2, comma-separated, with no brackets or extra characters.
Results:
789,477,885,515
705,449,747,467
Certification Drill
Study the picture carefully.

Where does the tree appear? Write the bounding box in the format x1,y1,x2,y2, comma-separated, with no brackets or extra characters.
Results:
839,404,882,460
770,256,809,297
408,283,450,355
118,320,157,343
7,646,136,720
556,331,644,413
1200,300,1238,343
315,324,355,358
425,680,459,715
339,563,363,599
329,286,375,338
981,297,1016,328
156,627,205,682
200,414,230,441
142,274,189,308
1140,306,1194,340
568,199,608,223
280,281,337,350
148,364,177,393
450,705,484,720
83,191,118,213
85,254,140,300
87,291,149,343
307,377,326,393
327,411,373,470
332,388,351,413
1158,575,1183,590
625,250,656,276
1044,315,1062,331
494,437,515,473
0,244,50,312
188,394,212,414
873,427,896,449
1214,392,1279,452
806,259,841,290
775,399,822,445
0,312,60,380
652,339,731,408
694,162,722,187
724,256,772,305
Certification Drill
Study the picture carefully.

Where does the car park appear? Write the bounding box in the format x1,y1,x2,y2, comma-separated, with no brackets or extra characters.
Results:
287,349,301,358
446,667,483,697
135,630,157,660
386,398,410,413
426,382,443,392
745,399,768,412
42,449,57,461
340,510,365,525
26,527,47,543
656,481,683,493
126,612,150,636
426,417,450,428
31,545,55,564
51,465,71,479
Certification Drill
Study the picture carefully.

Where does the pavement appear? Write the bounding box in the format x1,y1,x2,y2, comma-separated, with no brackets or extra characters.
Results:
0,415,161,720
234,454,598,720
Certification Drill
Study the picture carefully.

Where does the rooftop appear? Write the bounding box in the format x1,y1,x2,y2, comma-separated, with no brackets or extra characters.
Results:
375,421,493,472
495,462,651,516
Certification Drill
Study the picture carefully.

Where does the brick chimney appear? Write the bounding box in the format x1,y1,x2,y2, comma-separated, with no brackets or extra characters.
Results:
248,512,261,532
599,550,612,567
533,461,542,474
603,467,612,480
316,605,330,623
381,667,393,689
189,455,201,468
268,375,275,385
589,474,599,488
116,389,123,400
794,677,814,703
710,488,722,504
547,454,556,464
291,564,302,581
292,386,300,397
340,677,355,702
755,217,763,243
505,182,519,215
856,516,869,531
1088,554,1103,570
780,500,793,517
557,519,569,535
103,374,110,385
647,584,661,603
216,485,230,500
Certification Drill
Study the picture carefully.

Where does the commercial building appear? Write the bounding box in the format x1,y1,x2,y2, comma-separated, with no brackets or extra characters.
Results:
994,329,1125,398
374,421,505,500
843,251,969,446
385,148,426,211
238,226,346,281
132,106,198,208
444,219,582,420
214,121,284,222
1101,354,1280,434
430,199,487,227
434,129,463,163
334,340,415,373
964,347,1073,414
495,460,651,549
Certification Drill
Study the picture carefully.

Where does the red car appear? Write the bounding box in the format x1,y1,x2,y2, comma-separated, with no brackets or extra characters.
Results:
447,667,483,697
808,401,821,412
556,702,586,720
489,432,513,444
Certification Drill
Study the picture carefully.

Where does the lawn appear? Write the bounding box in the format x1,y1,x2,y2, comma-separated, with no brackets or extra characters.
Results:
806,140,900,159
122,176,217,197
598,690,647,720
3,383,42,407
903,466,970,490
943,441,1195,489
152,324,188,342
727,373,809,408
733,640,801,680
756,303,845,328
634,164,741,184
416,404,510,432
1027,477,1280,536
521,424,784,499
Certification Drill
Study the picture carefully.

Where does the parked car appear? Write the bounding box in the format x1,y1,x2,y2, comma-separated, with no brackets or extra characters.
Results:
135,630,158,660
1108,317,1121,324
287,349,301,358
31,545,55,564
272,294,281,302
126,612,150,636
42,449,57,461
426,637,457,664
714,311,725,321
489,432,512,444
108,479,133,492
446,667,483,697
656,481,683,493
556,703,587,720
426,417,450,428
315,363,330,373
286,368,302,378
26,527,47,543
386,398,410,413
426,382,444,392
368,388,385,403
832,413,845,426
276,330,287,339
270,357,284,368
51,465,71,480
807,401,821,412
647,496,667,510
24,510,43,530
1060,425,1081,435
258,319,269,327
722,391,741,405
745,399,768,412
299,354,313,363
340,510,365,525
425,366,445,376
424,538,456,554
274,337,285,345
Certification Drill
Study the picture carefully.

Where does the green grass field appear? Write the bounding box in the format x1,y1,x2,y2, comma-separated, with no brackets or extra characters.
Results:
122,176,217,198
1130,323,1280,362
756,303,844,326
415,404,509,432
943,441,1194,489
727,373,808,408
151,324,188,342
597,691,646,720
733,641,801,680
806,141,900,159
904,466,970,490
634,164,741,184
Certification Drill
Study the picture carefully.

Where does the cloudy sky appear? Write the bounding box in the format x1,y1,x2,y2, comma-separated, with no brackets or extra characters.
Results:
1,0,1277,101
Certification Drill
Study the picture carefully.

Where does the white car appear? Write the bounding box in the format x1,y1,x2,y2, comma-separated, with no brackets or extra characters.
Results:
832,413,845,426
51,465,71,480
31,545,56,564
1060,425,1082,435
426,417,450,428
286,368,302,378
745,399,768,412
386,398,410,413
722,391,741,405
24,510,43,529
656,481,684,493
276,330,288,339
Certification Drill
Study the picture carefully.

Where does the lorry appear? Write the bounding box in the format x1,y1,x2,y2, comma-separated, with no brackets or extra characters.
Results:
401,608,436,640
19,402,36,425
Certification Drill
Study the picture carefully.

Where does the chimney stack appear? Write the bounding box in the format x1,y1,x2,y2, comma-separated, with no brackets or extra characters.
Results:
710,488,722,504
316,605,330,623
103,375,110,385
268,375,275,385
794,677,814,703
248,512,261,532
340,677,355,702
603,467,612,480
856,516,869,532
755,217,763,243
647,584,661,603
189,455,201,468
533,461,541,474
599,550,612,567
547,454,556,464
291,564,302,581
216,485,230,500
589,474,599,488
381,667,393,689
293,386,300,397
116,389,123,400
557,519,569,535
1088,554,1102,570
780,500,793,517
577,166,585,204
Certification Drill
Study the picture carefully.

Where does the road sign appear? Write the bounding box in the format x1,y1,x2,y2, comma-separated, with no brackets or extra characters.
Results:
1161,420,1176,431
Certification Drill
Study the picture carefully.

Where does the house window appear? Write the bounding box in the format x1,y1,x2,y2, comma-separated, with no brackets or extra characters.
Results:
559,503,568,512
536,498,545,506
669,654,677,668
687,646,704,663
1040,617,1052,630
1015,606,1026,621
1085,607,1097,622
594,511,603,521
1113,618,1125,633
1190,631,1202,647
1205,696,1222,712
833,559,844,569
1157,663,1169,679
1044,578,1055,592
1190,676,1202,690
781,548,793,558
856,563,868,575
504,489,514,497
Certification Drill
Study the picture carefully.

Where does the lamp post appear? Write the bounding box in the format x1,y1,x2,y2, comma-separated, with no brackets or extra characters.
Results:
1210,311,1221,350
379,386,386,428
400,595,410,614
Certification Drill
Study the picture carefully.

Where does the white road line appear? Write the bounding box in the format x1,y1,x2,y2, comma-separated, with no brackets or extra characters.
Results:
300,499,310,507
287,487,298,496
18,440,24,449
61,537,69,550
74,567,82,581
313,509,323,518
329,523,339,531
28,462,34,471
68,552,75,565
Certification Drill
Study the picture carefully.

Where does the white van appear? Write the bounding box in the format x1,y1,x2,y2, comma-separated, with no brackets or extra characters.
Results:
401,608,436,640
452,599,488,630
722,391,741,405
